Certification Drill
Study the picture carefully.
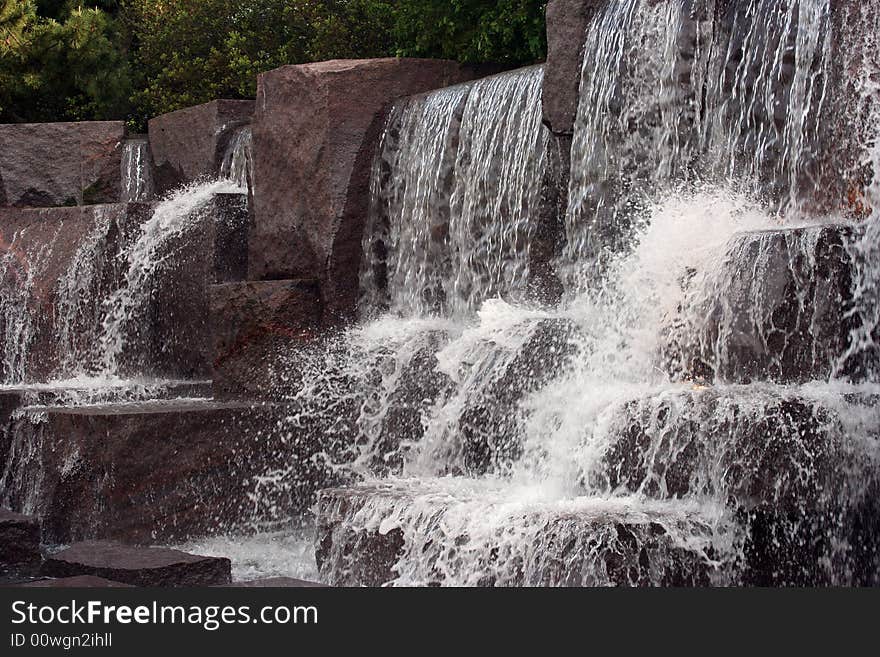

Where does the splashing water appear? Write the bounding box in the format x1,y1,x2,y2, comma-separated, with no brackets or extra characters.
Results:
97,180,238,377
291,0,880,587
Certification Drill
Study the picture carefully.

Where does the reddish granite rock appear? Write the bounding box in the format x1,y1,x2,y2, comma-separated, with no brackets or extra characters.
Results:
543,1,606,135
210,280,322,400
250,58,478,322
148,100,254,194
0,122,125,207
1,399,335,544
42,541,231,587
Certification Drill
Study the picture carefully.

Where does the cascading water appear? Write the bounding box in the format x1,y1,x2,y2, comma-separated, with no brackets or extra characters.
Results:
121,139,155,203
97,179,237,378
0,224,60,384
298,0,880,587
361,67,548,318
220,126,253,192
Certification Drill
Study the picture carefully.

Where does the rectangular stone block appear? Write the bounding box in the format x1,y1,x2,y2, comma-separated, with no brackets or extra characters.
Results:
250,58,479,322
0,121,125,207
0,400,333,544
148,100,254,194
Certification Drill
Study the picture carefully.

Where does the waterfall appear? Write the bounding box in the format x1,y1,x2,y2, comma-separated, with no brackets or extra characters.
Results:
97,180,237,378
361,67,548,318
220,126,253,192
121,139,155,203
303,0,880,587
564,0,835,283
0,224,60,384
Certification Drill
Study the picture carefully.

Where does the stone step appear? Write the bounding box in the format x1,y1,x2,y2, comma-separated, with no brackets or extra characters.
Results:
1,399,338,544
665,224,876,384
595,385,879,509
0,508,41,576
19,575,133,588
315,481,718,587
221,577,326,588
0,379,212,421
315,475,880,587
42,541,230,587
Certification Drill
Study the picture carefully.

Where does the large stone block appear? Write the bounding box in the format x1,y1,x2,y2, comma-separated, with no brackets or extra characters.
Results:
210,279,322,400
250,58,477,321
0,121,125,207
0,192,248,384
543,1,606,135
315,483,714,587
42,541,231,587
148,100,254,194
0,400,334,544
664,224,874,384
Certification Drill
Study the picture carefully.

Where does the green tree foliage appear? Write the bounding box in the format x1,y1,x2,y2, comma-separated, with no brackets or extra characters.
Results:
1,1,131,122
393,0,546,65
1,0,548,127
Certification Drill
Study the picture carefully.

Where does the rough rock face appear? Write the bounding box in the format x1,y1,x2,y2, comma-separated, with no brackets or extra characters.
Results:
314,485,714,587
664,224,871,384
250,58,478,321
212,193,249,283
0,400,332,544
543,0,605,135
0,197,241,384
148,100,254,194
42,541,231,587
596,387,880,585
0,204,147,382
210,279,322,400
0,122,125,207
0,508,41,574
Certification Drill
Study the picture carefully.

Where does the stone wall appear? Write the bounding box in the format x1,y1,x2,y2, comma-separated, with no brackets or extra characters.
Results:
0,122,125,207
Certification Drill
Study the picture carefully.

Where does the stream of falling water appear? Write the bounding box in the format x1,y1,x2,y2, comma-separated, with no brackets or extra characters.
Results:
361,67,548,318
286,0,880,586
121,139,155,203
97,179,237,378
220,126,253,192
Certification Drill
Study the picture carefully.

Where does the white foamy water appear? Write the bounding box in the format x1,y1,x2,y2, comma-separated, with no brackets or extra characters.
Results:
181,531,320,583
97,179,238,376
298,0,880,587
219,126,253,192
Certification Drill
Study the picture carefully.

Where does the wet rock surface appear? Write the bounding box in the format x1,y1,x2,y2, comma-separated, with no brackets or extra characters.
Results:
543,0,606,136
664,224,873,384
0,508,41,575
210,279,323,400
315,484,714,587
42,541,231,587
0,401,329,544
